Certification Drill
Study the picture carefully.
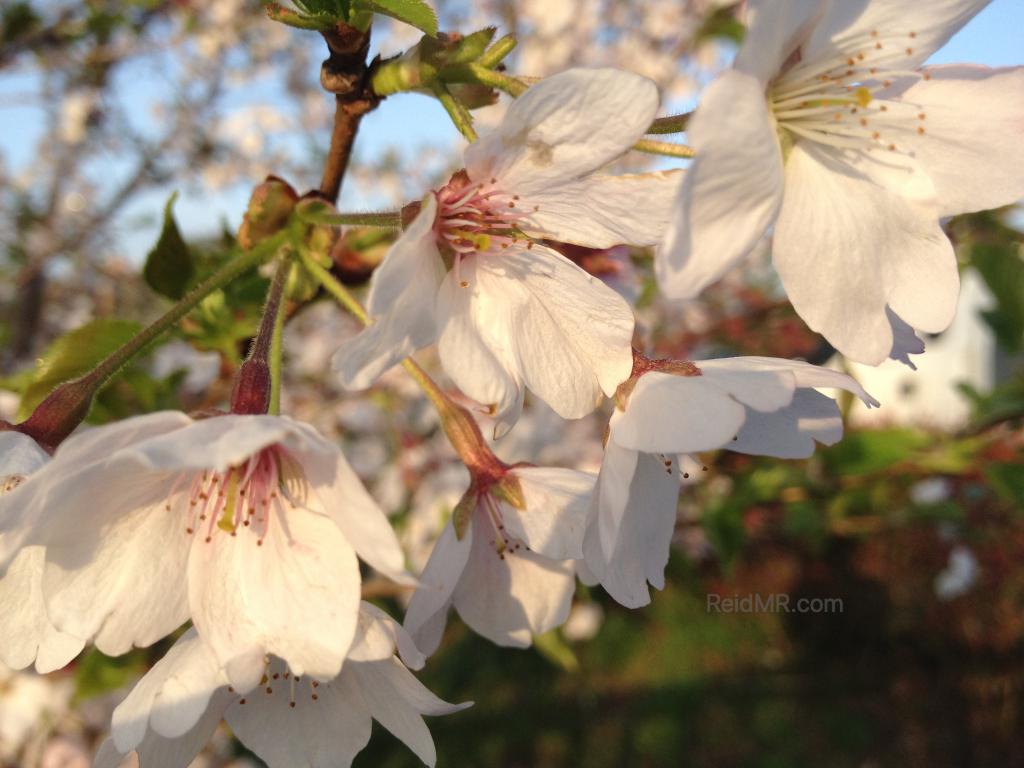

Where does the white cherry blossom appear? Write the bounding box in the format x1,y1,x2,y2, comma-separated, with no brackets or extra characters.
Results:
94,603,469,768
0,412,408,694
404,466,595,654
334,67,681,435
0,432,84,673
657,0,1024,365
582,355,878,608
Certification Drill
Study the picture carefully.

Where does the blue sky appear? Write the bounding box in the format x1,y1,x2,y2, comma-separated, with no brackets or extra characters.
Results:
1,0,1022,257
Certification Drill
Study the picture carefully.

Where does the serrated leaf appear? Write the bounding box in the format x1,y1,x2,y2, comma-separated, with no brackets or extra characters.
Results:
18,318,142,419
144,192,194,300
366,0,437,36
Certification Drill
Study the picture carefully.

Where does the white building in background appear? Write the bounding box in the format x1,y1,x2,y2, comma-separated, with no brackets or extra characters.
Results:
839,271,997,431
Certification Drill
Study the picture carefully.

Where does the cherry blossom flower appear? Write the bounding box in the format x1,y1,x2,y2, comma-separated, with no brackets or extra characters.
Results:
404,466,595,654
657,0,1024,365
334,67,681,435
94,603,469,768
0,432,84,673
0,412,408,694
582,355,878,607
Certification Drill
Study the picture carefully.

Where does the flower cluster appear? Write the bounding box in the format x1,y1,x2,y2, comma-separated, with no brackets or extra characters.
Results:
1,1,1021,765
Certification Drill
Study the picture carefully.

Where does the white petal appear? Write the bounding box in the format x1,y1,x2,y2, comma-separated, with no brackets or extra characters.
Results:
121,415,295,474
351,658,470,767
731,389,844,458
887,307,925,369
451,513,575,647
349,602,425,671
657,69,784,300
502,467,596,560
48,411,193,468
436,260,525,433
0,545,83,672
803,0,991,69
773,142,959,365
466,68,659,195
403,522,472,657
0,431,48,479
96,690,227,768
610,372,747,454
226,660,372,768
895,65,1024,217
111,629,225,751
521,170,683,248
332,197,445,388
735,0,825,83
41,494,191,656
297,437,410,584
187,506,361,692
583,451,680,609
696,356,878,407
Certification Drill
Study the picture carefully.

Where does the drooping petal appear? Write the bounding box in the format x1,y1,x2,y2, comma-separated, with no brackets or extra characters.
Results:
350,658,471,768
656,69,785,300
583,450,680,609
501,467,595,560
519,170,683,248
225,659,372,768
893,65,1024,217
451,512,575,647
296,435,410,584
802,0,992,70
730,389,844,458
610,372,747,454
187,505,361,693
404,522,473,657
465,68,659,195
111,629,225,751
773,142,959,365
332,196,446,389
0,546,83,673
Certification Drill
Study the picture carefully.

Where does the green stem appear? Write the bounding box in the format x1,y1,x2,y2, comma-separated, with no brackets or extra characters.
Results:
299,249,369,324
633,138,696,159
297,248,495,470
269,260,292,415
646,113,691,134
468,64,528,97
476,34,517,68
431,82,478,141
297,209,401,228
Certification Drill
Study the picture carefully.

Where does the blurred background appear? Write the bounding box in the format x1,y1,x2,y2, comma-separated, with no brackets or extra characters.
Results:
1,1,1023,766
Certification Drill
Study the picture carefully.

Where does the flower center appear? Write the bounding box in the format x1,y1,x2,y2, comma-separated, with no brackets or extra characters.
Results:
0,475,25,495
172,445,307,546
231,659,323,708
434,172,537,288
478,492,528,560
769,28,929,156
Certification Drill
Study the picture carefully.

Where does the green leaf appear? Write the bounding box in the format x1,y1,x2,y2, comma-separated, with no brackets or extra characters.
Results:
822,428,931,476
365,0,437,36
18,318,142,420
144,192,194,300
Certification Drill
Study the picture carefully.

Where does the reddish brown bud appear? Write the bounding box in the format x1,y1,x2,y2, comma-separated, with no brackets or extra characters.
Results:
238,176,299,250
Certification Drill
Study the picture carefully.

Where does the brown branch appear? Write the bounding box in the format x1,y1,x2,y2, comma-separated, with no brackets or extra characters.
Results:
317,24,379,203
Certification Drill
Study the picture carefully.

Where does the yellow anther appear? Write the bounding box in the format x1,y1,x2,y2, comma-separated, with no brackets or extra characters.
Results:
854,87,873,108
